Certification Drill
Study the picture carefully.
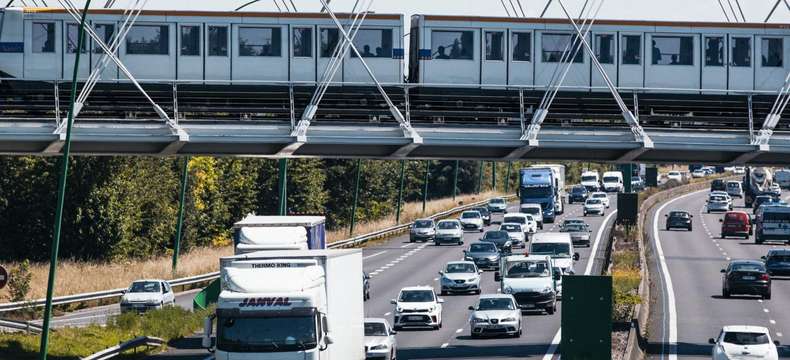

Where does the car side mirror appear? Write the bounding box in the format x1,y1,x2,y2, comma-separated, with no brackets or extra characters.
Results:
774,340,781,347
720,269,726,273
761,256,767,261
478,270,484,274
437,298,445,304
438,271,444,276
324,334,334,346
573,253,580,261
708,338,716,345
664,214,668,217
390,299,397,305
690,215,694,218
468,305,475,311
494,272,502,282
390,330,398,335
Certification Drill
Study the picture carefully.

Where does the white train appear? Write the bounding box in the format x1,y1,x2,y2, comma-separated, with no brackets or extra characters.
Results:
0,7,404,83
0,7,788,94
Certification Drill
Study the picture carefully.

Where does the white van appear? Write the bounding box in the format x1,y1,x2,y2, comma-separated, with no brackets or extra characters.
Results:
580,171,601,191
602,171,624,193
529,232,580,298
517,204,543,229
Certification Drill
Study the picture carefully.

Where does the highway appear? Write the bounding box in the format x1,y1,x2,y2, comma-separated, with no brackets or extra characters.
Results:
146,197,617,360
648,188,790,359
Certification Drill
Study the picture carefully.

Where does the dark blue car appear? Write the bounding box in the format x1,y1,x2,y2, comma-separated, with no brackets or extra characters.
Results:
763,249,790,277
568,185,589,204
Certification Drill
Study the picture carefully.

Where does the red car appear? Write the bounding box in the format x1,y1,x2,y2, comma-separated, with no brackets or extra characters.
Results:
720,211,752,239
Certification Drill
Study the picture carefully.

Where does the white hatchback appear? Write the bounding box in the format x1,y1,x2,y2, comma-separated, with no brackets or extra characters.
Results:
120,279,175,313
392,286,444,330
590,192,610,208
710,325,779,360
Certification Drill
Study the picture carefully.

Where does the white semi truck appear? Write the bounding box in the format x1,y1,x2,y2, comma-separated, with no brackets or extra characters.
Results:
202,249,364,360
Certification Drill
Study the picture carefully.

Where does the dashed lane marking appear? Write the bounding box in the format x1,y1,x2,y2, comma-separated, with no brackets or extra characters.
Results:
441,343,449,348
455,328,463,334
364,251,387,260
384,312,391,316
401,243,415,248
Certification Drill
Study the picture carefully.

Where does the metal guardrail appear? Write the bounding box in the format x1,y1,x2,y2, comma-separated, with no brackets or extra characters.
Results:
0,318,42,333
81,336,164,360
0,195,513,314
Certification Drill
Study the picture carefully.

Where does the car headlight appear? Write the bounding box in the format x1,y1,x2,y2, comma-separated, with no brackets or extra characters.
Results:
441,277,452,284
501,317,517,323
471,316,487,323
541,286,553,294
396,306,403,313
146,300,160,305
370,344,388,350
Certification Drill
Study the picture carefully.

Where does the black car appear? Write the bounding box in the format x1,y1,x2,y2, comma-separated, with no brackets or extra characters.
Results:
665,210,693,231
480,230,512,254
711,179,727,192
721,260,771,299
568,185,589,204
363,272,371,301
463,242,501,270
473,207,492,226
763,249,790,277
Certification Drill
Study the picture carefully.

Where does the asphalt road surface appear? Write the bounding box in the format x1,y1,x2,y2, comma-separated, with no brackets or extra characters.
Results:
648,188,790,359
146,196,617,360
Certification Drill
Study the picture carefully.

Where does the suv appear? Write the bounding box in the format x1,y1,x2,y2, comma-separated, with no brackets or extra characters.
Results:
763,249,790,277
568,185,589,204
434,220,464,245
410,219,436,243
459,211,485,232
720,211,752,239
487,198,508,213
710,179,727,192
391,286,444,330
120,279,175,313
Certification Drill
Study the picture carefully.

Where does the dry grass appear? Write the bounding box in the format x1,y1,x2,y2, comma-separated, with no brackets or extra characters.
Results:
327,191,506,242
1,191,506,303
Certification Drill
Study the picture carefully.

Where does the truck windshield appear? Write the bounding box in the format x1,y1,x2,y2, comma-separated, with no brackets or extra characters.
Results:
531,243,571,258
217,315,318,352
603,176,619,183
521,186,553,197
505,261,550,278
581,175,598,182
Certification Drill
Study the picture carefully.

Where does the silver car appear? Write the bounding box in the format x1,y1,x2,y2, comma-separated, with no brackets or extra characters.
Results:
707,194,732,213
439,261,482,295
468,294,522,338
364,318,397,360
434,220,464,245
726,181,744,198
487,197,508,213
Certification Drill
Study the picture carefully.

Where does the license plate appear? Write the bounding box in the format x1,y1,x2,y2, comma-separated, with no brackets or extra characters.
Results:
742,276,756,280
407,316,423,321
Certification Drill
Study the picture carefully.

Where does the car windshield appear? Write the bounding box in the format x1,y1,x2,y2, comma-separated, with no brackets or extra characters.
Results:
668,172,680,176
603,176,619,183
710,196,726,202
477,298,516,311
581,175,598,182
364,322,388,336
520,207,540,215
564,220,584,226
470,243,497,252
571,186,586,194
722,332,770,345
505,261,550,278
768,255,790,262
763,211,790,222
399,290,435,302
490,198,505,204
586,199,602,205
217,315,317,352
731,263,766,272
462,212,480,219
500,224,521,232
724,213,744,221
669,212,690,218
446,263,476,273
531,243,571,257
562,224,586,232
414,220,433,228
484,231,509,240
129,281,160,293
504,216,526,224
437,222,459,229
592,193,606,199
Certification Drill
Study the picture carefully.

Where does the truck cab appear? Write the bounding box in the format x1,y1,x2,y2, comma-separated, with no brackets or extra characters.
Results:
519,167,561,223
494,254,560,315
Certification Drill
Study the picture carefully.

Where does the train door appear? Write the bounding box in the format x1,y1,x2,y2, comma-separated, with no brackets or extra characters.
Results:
754,35,788,91
90,22,119,82
481,28,507,85
291,25,316,83
728,34,754,92
62,22,90,80
24,20,62,80
618,32,643,89
591,32,617,91
177,23,204,80
508,30,534,86
701,34,727,92
316,26,343,84
204,24,231,81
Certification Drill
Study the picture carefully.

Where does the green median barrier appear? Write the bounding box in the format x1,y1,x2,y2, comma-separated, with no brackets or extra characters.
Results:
193,278,221,311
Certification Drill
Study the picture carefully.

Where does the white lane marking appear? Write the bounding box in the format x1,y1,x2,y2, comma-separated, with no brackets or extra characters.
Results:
764,308,770,313
433,277,439,281
456,328,463,333
384,312,391,316
401,243,415,248
778,332,783,337
544,206,617,360
364,251,387,260
654,189,708,360
770,319,777,325
441,343,449,348
758,299,764,303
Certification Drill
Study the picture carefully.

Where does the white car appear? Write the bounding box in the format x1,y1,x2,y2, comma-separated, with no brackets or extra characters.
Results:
584,198,606,216
439,261,482,295
487,197,508,213
666,171,684,182
434,219,464,245
692,169,707,178
459,210,485,232
468,294,522,338
120,279,175,313
590,192,610,208
499,223,527,246
391,286,444,330
733,166,746,175
726,181,744,198
364,318,398,360
709,325,780,360
517,204,544,229
502,212,537,234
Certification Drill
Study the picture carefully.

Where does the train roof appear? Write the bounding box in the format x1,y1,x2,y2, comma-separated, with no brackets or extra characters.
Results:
15,7,402,20
414,14,790,29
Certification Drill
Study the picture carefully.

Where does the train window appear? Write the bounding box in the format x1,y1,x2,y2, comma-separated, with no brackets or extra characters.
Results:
293,27,313,58
180,26,200,56
239,27,282,57
93,24,115,54
704,37,724,66
651,36,693,65
622,35,641,65
594,34,614,64
320,28,339,58
511,32,531,62
126,25,169,55
352,29,393,58
485,31,504,61
541,33,583,63
66,24,87,54
431,30,474,60
761,38,783,67
208,26,228,57
732,37,751,67
32,22,55,53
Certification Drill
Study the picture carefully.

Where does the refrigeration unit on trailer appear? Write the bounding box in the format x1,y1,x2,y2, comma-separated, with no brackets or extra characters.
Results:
233,215,326,254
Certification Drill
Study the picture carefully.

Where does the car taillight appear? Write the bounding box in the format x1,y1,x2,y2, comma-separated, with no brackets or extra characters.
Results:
761,274,770,281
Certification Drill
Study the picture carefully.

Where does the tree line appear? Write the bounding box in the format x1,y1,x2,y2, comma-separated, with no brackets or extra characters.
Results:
0,156,610,262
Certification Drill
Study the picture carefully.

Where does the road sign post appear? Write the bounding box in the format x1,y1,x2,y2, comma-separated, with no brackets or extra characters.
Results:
278,158,288,216
172,156,190,274
349,159,362,236
452,160,459,201
422,161,431,213
395,160,406,224
0,265,8,290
